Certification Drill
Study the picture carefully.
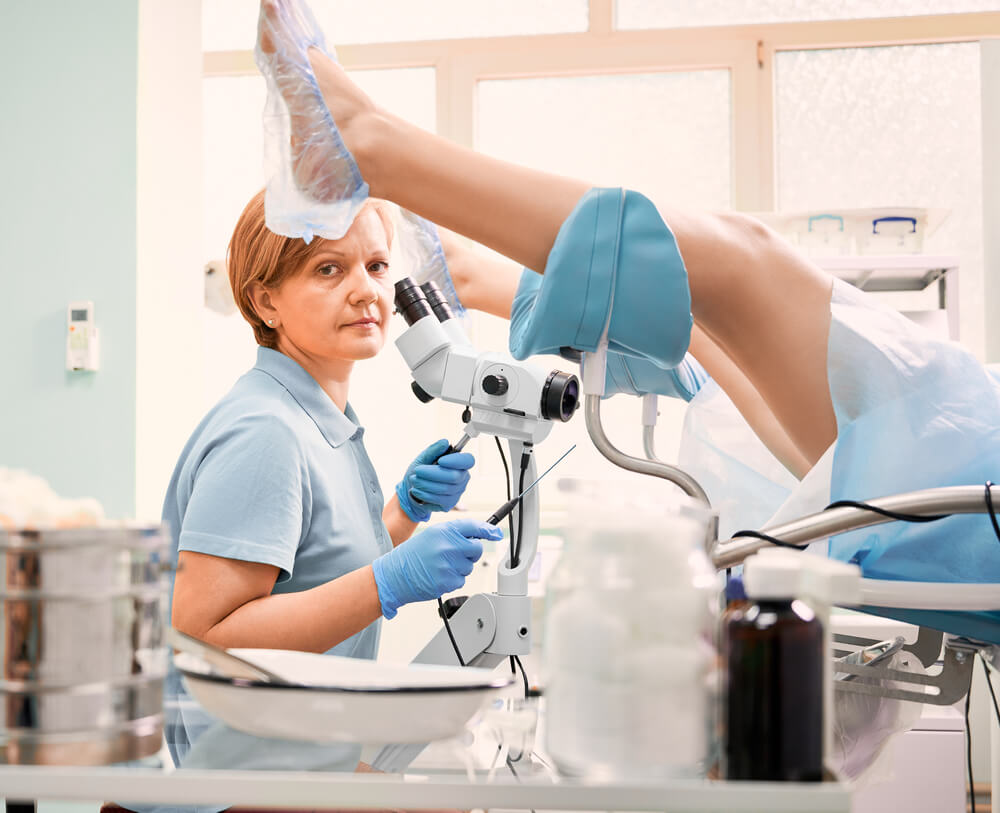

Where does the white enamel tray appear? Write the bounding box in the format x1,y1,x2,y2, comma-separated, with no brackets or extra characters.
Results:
176,648,513,744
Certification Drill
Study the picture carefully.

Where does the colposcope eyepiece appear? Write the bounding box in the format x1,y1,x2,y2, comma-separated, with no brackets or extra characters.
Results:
541,371,580,422
419,281,455,323
394,277,433,326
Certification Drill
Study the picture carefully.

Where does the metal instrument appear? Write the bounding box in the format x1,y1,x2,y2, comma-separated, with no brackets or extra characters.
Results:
167,627,296,686
487,444,576,525
0,524,170,765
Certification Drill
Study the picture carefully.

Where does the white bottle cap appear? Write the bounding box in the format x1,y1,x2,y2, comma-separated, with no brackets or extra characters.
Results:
744,548,862,604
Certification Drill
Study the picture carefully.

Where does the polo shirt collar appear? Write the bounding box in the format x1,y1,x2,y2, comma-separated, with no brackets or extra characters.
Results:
254,347,361,448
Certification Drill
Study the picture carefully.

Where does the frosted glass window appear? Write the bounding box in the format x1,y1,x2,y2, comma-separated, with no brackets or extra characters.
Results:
469,71,731,507
477,71,731,212
203,67,435,265
775,43,984,353
201,67,435,411
617,0,1000,29
204,0,588,51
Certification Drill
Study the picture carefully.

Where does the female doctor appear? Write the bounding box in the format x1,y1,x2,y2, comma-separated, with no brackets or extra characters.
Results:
109,192,502,813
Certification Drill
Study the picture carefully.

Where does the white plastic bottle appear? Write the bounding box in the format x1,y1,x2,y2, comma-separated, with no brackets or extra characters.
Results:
542,478,719,779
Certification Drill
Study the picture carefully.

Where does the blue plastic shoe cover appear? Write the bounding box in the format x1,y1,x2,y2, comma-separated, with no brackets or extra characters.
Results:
255,0,369,243
396,209,466,317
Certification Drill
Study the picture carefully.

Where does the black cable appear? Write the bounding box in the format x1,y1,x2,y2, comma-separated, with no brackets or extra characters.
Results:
437,597,465,667
511,453,529,567
965,686,976,813
494,437,516,565
730,529,806,549
733,480,1000,550
985,482,1000,544
823,499,948,523
495,436,513,501
982,654,1000,727
505,756,537,813
513,654,530,697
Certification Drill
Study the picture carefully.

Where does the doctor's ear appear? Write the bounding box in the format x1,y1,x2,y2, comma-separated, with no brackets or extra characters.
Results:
248,281,279,329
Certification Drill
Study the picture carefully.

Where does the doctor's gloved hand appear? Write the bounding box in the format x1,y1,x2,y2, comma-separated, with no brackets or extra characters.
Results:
395,439,475,522
371,519,502,619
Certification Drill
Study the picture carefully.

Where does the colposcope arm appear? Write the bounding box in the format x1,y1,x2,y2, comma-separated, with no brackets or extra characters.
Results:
641,394,661,463
584,393,712,509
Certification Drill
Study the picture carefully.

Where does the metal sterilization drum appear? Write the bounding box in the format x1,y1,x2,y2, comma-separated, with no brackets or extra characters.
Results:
0,524,170,764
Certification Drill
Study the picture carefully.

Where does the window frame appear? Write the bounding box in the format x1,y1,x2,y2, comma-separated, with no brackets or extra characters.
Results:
203,6,1000,213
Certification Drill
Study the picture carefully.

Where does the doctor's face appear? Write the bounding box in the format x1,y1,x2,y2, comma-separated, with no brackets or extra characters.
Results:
269,208,394,368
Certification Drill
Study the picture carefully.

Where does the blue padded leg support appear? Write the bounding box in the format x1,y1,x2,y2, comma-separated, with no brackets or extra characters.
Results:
604,349,709,401
509,187,693,371
512,267,708,401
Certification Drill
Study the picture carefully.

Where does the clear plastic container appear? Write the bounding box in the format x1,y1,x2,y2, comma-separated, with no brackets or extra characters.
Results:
541,478,719,779
797,214,852,256
855,214,924,254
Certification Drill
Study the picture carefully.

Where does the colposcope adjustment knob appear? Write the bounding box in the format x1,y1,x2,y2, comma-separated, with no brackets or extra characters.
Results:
411,381,434,403
482,374,509,396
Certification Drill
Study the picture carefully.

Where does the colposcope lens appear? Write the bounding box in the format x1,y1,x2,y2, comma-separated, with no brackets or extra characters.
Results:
541,371,580,422
393,277,433,326
419,281,455,323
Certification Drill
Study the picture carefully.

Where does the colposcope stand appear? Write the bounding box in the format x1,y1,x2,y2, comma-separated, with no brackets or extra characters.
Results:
374,276,569,772
371,438,539,773
405,440,539,672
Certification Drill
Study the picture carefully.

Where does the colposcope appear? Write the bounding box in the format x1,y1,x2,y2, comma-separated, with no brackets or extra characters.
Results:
371,278,579,772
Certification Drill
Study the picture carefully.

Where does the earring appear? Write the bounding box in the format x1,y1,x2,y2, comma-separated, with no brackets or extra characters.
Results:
267,319,275,326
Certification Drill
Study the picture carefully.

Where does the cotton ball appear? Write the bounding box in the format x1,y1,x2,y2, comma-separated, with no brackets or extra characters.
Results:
0,467,105,529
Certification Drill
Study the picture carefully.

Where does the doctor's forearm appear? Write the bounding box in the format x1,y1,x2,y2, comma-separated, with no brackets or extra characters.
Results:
383,494,418,546
200,565,382,654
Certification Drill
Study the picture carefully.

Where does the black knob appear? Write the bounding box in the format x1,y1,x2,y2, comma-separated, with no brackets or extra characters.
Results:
411,381,434,403
439,596,468,619
482,374,509,396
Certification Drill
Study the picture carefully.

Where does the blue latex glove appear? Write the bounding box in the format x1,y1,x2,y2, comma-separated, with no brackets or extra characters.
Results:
372,519,502,618
395,439,475,522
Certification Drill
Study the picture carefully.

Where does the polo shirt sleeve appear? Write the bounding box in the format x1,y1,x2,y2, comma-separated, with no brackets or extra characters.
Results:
178,413,308,582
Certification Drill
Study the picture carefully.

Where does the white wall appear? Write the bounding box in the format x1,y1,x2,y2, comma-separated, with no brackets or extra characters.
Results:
136,0,206,521
1,1,139,519
0,0,203,524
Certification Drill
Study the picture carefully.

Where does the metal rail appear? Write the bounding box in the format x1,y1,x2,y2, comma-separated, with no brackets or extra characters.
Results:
711,485,994,569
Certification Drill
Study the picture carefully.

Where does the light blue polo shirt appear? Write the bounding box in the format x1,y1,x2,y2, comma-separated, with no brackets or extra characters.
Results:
132,347,394,813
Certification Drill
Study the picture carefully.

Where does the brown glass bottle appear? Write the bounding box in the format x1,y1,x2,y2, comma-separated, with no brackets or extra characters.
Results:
722,598,824,781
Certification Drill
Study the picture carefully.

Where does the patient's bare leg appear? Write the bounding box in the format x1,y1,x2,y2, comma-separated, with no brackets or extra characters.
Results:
442,233,816,477
260,0,836,465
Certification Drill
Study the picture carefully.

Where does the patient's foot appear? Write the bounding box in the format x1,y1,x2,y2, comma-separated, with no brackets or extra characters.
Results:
256,0,371,217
